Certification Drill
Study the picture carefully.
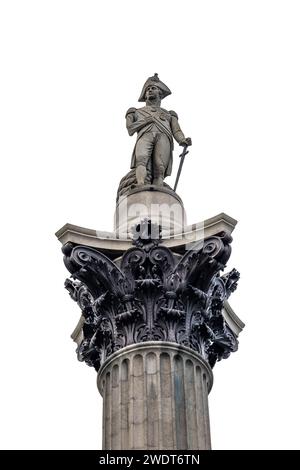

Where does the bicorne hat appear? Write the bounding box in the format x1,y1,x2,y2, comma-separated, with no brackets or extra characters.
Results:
138,73,171,102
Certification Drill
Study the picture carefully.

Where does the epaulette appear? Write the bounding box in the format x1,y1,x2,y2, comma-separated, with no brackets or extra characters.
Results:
125,107,137,117
169,110,178,119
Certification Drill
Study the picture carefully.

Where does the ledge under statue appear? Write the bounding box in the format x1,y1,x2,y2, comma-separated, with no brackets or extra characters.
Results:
56,73,244,450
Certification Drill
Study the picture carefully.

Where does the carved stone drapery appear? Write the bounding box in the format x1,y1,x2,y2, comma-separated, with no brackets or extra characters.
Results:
62,222,240,372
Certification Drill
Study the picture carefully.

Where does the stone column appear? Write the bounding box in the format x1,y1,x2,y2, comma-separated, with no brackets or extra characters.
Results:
59,217,243,450
98,342,212,450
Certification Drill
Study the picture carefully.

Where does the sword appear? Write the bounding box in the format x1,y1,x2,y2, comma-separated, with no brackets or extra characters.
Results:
174,144,189,192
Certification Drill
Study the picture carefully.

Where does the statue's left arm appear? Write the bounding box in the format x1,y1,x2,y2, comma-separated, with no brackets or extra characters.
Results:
170,110,192,147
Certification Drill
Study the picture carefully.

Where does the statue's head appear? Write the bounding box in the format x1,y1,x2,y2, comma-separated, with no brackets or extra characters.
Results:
138,73,171,102
145,84,162,102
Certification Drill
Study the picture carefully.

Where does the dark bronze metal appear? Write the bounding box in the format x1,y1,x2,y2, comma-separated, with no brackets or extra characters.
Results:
63,221,240,372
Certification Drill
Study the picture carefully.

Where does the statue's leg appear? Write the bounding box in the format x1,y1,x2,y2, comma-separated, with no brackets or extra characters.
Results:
153,134,171,186
135,133,153,185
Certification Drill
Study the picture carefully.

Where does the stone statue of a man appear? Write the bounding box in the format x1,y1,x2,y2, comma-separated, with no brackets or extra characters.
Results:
126,73,192,186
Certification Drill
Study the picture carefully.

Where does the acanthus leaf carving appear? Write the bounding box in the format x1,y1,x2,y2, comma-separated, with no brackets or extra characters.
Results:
63,221,240,371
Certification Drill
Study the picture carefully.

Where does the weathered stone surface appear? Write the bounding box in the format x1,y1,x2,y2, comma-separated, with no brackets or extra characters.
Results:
55,212,238,255
123,73,192,190
98,342,213,450
115,185,186,237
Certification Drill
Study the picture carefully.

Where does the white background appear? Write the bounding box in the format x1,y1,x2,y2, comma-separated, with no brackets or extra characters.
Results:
0,0,299,450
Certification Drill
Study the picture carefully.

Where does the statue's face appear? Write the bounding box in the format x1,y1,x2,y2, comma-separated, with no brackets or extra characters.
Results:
145,85,161,101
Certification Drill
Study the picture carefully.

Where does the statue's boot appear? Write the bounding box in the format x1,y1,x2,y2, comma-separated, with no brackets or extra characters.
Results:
152,164,165,186
136,164,147,185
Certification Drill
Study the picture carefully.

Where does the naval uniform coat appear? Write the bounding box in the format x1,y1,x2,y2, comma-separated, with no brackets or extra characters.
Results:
126,106,185,177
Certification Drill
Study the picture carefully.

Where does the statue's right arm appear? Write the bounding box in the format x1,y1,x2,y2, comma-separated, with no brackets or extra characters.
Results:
126,108,150,136
126,108,137,136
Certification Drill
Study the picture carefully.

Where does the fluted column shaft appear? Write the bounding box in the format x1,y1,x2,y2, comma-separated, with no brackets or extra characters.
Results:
97,342,213,450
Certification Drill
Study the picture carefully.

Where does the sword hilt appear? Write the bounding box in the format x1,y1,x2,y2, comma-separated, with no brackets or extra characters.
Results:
179,144,189,158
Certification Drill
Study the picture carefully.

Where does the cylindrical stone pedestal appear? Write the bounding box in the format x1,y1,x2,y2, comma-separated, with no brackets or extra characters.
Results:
114,186,186,237
97,342,213,450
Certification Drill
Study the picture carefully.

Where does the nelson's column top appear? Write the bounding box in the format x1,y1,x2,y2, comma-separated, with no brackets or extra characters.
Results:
55,72,244,372
56,73,241,254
